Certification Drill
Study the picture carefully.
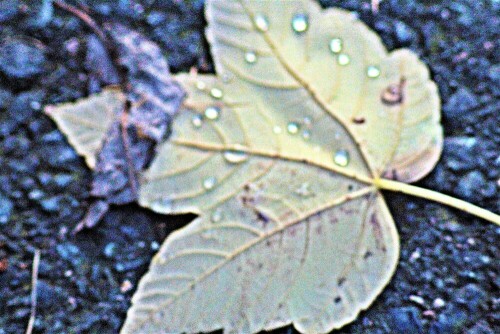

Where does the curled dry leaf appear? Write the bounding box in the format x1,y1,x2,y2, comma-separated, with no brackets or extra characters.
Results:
89,23,184,206
44,88,125,169
123,0,442,333
45,23,184,229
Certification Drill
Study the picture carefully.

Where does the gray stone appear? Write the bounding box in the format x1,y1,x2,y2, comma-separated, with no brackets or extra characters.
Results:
0,192,13,224
388,307,424,334
444,88,480,119
0,40,46,80
455,171,487,201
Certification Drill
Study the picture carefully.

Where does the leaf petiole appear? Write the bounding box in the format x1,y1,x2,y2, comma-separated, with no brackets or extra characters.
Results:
374,178,500,226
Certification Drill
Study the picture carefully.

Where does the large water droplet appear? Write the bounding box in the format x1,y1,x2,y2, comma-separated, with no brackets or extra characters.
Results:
333,149,350,167
245,51,257,64
191,114,203,128
287,122,300,134
367,65,381,78
291,13,309,33
329,38,343,54
254,14,269,32
203,176,217,190
337,54,350,66
223,145,249,164
204,106,220,120
210,87,223,99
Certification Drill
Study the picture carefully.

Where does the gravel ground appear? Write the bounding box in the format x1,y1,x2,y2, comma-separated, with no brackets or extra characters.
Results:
0,0,499,333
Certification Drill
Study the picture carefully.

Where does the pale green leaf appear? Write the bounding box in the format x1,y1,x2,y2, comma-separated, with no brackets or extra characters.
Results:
122,0,442,333
44,88,125,168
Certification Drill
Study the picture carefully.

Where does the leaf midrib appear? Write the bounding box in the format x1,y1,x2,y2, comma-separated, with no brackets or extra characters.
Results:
172,138,374,185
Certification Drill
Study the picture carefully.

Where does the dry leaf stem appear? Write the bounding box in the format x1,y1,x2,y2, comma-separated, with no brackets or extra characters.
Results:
25,249,41,334
374,178,500,225
53,0,106,41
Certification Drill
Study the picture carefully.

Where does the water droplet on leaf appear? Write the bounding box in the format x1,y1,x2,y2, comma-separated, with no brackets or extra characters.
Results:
195,81,206,90
203,176,217,190
245,51,257,64
254,14,269,32
192,114,203,128
291,14,309,33
367,65,381,78
210,87,223,99
204,106,220,120
333,149,350,167
223,145,249,164
329,38,343,54
287,122,300,134
337,54,350,66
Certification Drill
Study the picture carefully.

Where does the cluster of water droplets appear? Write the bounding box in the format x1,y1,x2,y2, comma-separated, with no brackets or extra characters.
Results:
193,10,381,190
279,116,314,142
245,12,382,77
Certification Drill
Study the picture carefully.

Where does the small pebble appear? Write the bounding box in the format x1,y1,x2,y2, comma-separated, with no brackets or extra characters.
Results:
433,298,446,308
0,40,46,80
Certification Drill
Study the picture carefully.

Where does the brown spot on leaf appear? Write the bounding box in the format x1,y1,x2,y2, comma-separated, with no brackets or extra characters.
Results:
381,78,406,106
329,216,339,225
370,213,387,252
278,210,295,222
352,116,366,124
337,277,346,287
315,225,323,235
364,250,373,259
240,193,255,206
254,210,270,225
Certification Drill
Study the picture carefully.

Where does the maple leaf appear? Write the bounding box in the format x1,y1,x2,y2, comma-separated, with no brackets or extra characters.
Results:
120,1,500,333
42,1,498,333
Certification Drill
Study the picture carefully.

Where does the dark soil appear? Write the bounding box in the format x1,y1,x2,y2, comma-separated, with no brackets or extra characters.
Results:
0,1,498,333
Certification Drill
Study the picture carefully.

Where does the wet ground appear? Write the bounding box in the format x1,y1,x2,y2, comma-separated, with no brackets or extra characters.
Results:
0,0,499,333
